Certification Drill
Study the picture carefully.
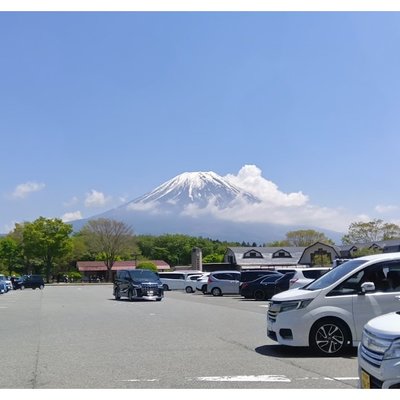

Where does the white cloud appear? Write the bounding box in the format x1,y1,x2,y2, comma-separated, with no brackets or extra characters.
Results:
181,165,354,232
12,181,45,199
84,190,111,208
375,204,399,214
61,211,83,222
225,165,308,207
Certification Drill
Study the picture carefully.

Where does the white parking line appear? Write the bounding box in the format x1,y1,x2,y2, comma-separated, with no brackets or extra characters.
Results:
193,375,291,382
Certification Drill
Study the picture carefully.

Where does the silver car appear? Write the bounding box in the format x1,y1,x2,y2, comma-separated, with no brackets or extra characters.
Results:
206,271,241,296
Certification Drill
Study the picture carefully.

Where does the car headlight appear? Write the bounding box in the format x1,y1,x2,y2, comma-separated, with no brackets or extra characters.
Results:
383,338,400,360
279,299,314,313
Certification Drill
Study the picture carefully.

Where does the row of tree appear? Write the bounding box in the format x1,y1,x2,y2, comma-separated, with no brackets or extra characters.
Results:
0,217,399,282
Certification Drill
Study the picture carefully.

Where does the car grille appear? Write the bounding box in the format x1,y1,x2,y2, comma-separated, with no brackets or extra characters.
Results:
360,328,391,369
140,283,161,296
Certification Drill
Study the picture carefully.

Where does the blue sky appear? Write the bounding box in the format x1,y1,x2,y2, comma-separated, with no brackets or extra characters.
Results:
2,10,400,236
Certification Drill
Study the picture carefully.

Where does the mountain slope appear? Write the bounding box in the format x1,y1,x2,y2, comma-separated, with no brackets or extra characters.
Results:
71,171,343,243
127,171,260,210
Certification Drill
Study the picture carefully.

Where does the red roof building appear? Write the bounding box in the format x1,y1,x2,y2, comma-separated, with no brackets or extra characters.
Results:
76,260,171,280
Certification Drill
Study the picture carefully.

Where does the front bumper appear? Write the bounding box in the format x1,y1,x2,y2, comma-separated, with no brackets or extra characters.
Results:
358,349,400,388
267,308,311,347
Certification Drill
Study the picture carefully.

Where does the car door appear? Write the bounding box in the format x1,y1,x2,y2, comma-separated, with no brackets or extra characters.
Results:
352,261,400,340
226,272,241,294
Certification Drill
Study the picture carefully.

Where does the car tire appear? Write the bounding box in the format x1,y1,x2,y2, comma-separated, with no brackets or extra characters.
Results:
309,318,351,356
20,285,25,290
185,286,194,293
114,288,121,300
211,287,222,296
254,290,265,301
128,289,134,301
163,284,169,291
201,285,207,294
39,284,44,290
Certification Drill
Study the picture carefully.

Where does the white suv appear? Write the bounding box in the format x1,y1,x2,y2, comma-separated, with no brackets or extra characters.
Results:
288,267,331,289
267,253,400,355
358,311,400,389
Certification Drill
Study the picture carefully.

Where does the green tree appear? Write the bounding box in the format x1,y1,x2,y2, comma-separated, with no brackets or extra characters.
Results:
285,229,334,247
22,217,73,282
0,236,22,275
81,218,135,282
202,253,224,263
342,219,400,244
136,261,157,272
265,240,290,247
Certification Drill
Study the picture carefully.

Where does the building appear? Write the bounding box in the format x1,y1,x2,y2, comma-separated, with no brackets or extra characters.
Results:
76,260,170,281
224,239,400,270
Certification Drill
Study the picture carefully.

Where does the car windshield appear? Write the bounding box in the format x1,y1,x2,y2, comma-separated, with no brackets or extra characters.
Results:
304,259,368,291
128,270,159,281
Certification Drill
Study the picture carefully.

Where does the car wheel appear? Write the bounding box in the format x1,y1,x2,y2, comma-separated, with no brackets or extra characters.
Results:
128,289,134,301
114,287,121,300
20,285,25,290
309,318,350,356
163,284,169,291
185,286,194,293
254,290,265,301
39,284,44,290
201,285,207,294
211,287,222,296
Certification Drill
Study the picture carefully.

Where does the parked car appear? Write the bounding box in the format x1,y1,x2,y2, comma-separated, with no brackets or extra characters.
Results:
158,271,202,291
195,273,211,294
0,280,7,294
206,271,241,296
14,275,45,290
288,267,331,289
0,275,12,291
114,269,164,301
240,270,283,289
240,272,284,300
183,273,206,293
358,310,400,389
250,271,296,301
267,253,400,356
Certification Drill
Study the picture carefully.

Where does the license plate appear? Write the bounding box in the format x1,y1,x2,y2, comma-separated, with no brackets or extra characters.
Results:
147,291,153,296
361,370,370,389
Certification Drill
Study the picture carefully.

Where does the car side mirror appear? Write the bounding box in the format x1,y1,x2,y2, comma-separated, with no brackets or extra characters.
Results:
359,281,375,294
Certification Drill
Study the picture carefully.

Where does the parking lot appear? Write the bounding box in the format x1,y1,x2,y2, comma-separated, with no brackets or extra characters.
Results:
0,285,360,389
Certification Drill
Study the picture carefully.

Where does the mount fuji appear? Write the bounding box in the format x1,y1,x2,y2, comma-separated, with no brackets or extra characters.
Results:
72,171,342,243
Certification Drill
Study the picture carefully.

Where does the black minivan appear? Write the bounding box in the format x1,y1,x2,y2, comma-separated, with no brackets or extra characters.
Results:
113,269,164,301
15,275,45,290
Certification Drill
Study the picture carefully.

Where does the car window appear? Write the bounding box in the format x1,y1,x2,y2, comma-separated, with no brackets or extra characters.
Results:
303,270,328,279
306,259,367,291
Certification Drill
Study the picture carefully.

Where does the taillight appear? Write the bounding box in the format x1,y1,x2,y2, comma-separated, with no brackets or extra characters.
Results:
289,278,298,285
241,282,249,289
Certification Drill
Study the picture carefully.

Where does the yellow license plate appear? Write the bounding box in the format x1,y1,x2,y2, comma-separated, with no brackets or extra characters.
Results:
361,370,370,389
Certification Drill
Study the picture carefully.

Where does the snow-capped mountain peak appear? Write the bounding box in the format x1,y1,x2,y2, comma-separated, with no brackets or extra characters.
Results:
127,171,260,208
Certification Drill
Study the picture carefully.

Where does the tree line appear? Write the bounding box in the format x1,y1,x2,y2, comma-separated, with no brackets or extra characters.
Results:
0,217,399,282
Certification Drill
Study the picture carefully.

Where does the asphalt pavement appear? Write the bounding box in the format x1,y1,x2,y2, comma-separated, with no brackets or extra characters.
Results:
0,285,361,390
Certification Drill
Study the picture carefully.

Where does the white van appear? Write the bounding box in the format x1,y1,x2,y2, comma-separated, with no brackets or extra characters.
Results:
158,271,202,291
358,311,400,389
267,253,400,355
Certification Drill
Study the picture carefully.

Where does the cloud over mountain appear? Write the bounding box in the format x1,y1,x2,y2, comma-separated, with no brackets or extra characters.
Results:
71,165,350,243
